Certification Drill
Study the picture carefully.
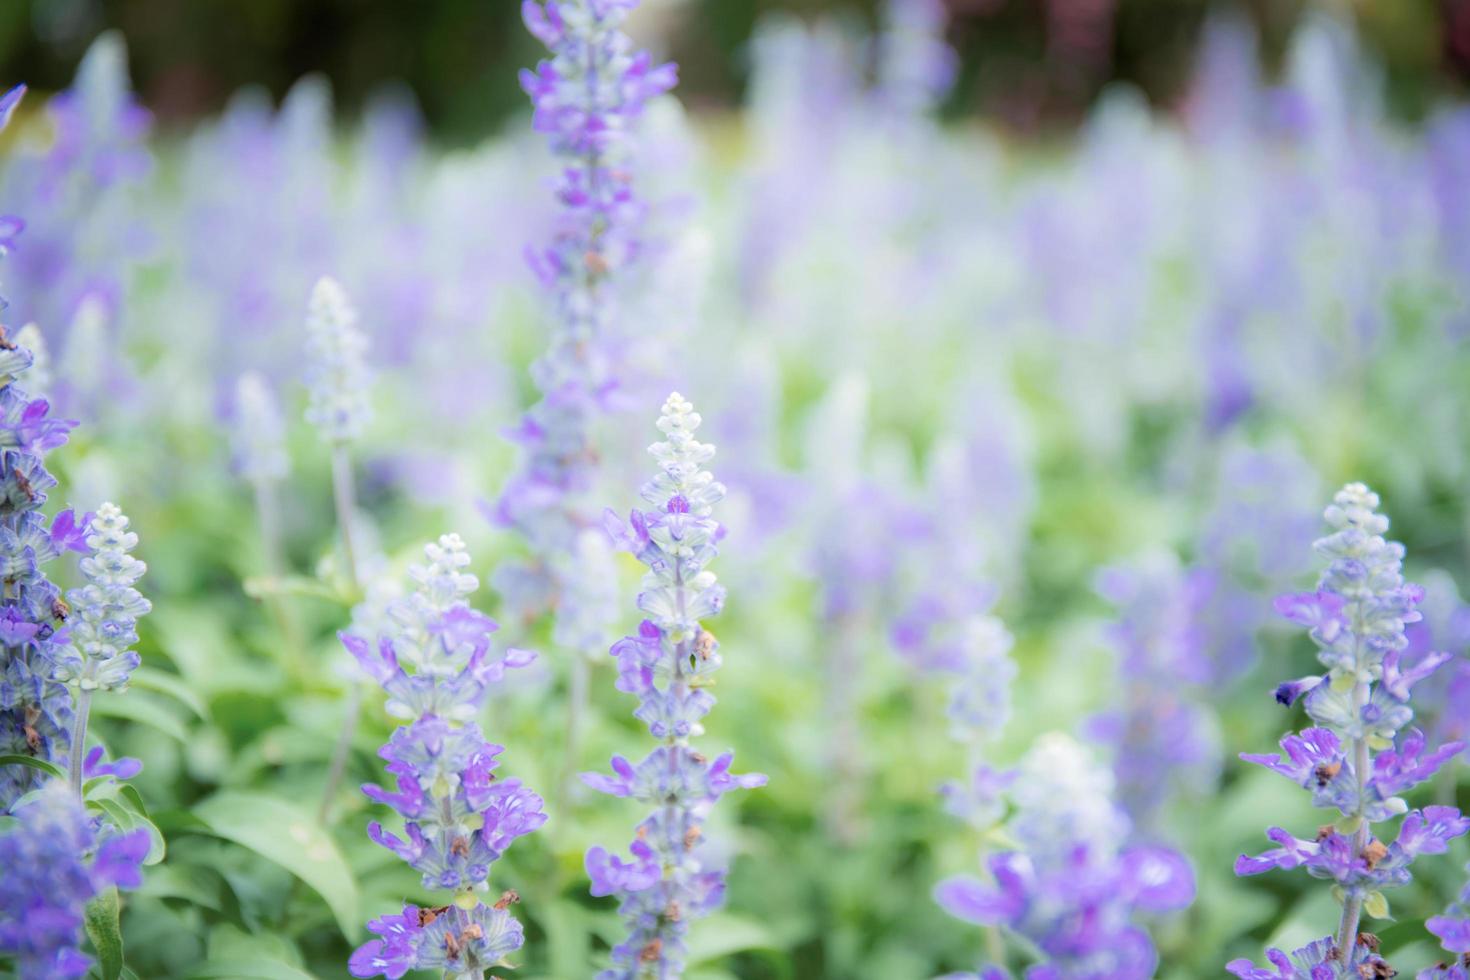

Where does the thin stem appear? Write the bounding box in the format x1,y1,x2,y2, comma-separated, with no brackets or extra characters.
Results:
68,688,93,795
330,443,360,592
320,442,362,825
1334,625,1372,955
824,612,863,843
254,479,307,677
318,683,363,824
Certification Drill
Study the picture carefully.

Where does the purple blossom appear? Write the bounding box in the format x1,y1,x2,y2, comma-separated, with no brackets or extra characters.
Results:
347,534,542,976
1227,936,1394,979
1090,554,1222,829
936,734,1194,978
582,394,765,978
1234,483,1465,968
0,782,149,977
348,902,525,980
494,0,678,652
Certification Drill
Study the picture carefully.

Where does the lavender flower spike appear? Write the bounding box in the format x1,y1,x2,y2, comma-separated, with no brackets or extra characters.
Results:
584,393,766,978
345,534,545,979
494,0,677,635
1231,483,1465,977
935,733,1195,979
0,781,148,978
54,504,151,793
304,276,371,446
0,327,85,809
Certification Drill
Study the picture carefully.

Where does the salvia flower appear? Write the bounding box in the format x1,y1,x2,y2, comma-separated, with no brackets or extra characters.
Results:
1088,554,1222,831
493,0,677,642
935,733,1196,979
584,393,766,978
875,0,958,119
1232,483,1466,973
0,329,83,808
231,370,289,485
53,503,151,694
936,615,1016,832
0,781,149,979
303,276,371,444
345,533,545,978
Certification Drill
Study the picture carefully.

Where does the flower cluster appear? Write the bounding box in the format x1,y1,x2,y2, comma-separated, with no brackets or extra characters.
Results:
0,781,149,979
1088,554,1221,831
875,0,957,119
303,276,371,445
493,0,677,644
584,393,766,978
1231,483,1467,976
345,533,545,979
0,328,86,808
933,615,1016,836
231,370,289,486
53,504,151,694
935,733,1196,979
0,34,151,359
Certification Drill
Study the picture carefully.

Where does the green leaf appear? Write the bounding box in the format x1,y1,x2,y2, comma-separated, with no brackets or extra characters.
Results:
190,791,359,939
1364,890,1390,919
90,693,190,742
243,574,347,604
685,913,779,964
130,667,211,721
136,865,220,911
83,887,124,980
0,753,65,779
187,959,318,980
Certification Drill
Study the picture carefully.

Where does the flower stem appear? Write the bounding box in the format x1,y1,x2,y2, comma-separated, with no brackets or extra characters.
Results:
68,688,92,795
320,442,362,824
330,443,360,591
254,479,307,677
1334,666,1372,954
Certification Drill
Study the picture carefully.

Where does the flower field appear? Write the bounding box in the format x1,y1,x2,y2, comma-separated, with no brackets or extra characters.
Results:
4,2,1470,978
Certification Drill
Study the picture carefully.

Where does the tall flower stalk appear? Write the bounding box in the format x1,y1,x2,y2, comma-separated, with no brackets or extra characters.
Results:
585,393,766,978
499,0,677,805
1230,483,1468,977
54,503,151,795
302,275,372,820
344,534,546,979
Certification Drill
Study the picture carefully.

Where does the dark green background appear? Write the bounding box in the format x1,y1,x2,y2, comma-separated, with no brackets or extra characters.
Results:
0,0,1465,143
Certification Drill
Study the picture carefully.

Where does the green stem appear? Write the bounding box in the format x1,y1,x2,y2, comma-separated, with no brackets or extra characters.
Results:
330,444,360,590
68,688,93,795
1334,623,1371,955
320,443,362,825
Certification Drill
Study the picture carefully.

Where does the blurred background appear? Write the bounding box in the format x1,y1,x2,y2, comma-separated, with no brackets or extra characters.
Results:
5,0,1470,976
2,0,1468,142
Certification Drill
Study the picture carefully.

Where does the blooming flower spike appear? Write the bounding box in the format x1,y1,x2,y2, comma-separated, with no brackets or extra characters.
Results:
345,534,545,978
1232,483,1466,975
583,393,766,978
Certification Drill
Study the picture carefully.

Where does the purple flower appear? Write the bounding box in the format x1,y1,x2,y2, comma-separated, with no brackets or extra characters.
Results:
0,783,149,976
347,534,542,976
937,734,1192,978
494,0,679,653
348,902,524,980
582,395,764,978
1227,936,1392,979
1234,484,1466,969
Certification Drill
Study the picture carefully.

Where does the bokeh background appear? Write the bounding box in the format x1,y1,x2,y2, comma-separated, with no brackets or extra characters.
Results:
5,0,1470,978
3,0,1468,140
